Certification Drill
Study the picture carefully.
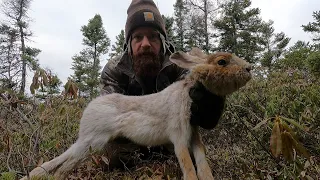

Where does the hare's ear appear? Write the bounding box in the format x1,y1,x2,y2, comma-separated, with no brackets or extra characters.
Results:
189,47,207,59
169,51,206,69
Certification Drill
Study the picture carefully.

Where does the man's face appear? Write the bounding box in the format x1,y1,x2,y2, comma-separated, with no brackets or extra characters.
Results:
130,27,163,78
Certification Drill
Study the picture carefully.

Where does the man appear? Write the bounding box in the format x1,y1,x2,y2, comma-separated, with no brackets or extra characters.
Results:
99,0,225,169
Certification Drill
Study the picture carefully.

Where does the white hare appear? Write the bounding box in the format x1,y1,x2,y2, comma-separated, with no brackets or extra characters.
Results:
21,48,252,180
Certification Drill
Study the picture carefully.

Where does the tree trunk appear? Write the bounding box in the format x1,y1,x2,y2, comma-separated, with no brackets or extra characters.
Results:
18,0,27,94
231,0,237,54
6,38,13,79
91,43,97,98
204,0,209,53
19,25,26,94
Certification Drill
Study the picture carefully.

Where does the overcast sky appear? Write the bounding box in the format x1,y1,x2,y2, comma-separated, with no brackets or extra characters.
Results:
1,0,319,91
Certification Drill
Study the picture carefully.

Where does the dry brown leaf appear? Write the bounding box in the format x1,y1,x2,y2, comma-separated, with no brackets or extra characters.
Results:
281,121,298,140
33,74,39,89
30,83,35,94
281,132,294,161
270,119,282,157
43,75,49,86
71,84,78,99
287,132,311,159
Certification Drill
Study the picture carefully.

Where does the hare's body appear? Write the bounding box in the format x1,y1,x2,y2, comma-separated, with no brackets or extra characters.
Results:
21,48,252,180
80,80,193,147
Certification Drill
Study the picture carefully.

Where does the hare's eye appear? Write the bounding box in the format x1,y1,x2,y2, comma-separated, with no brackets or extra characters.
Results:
218,59,227,66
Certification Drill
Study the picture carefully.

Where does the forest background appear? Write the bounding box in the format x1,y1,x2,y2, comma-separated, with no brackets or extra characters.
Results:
0,0,319,179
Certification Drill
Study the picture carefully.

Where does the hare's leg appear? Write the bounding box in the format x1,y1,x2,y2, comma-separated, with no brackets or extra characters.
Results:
53,135,111,179
191,127,214,180
173,140,198,180
20,139,86,180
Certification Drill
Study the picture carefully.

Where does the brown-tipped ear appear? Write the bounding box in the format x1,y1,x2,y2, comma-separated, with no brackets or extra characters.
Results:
169,51,206,69
189,47,207,59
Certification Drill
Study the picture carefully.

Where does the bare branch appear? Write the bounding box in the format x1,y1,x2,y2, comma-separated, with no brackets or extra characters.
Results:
0,93,9,101
188,0,205,12
6,142,12,171
16,107,35,132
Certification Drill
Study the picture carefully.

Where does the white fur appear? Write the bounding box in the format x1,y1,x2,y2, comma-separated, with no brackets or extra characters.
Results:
21,80,201,180
21,48,251,180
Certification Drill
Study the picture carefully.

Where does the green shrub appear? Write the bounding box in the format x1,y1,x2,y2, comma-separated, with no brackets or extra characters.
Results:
306,51,320,76
1,70,319,179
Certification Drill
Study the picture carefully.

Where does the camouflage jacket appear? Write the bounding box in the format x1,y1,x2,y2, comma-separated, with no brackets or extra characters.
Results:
99,50,188,96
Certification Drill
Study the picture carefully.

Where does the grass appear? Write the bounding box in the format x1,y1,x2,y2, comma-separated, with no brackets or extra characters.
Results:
0,69,319,179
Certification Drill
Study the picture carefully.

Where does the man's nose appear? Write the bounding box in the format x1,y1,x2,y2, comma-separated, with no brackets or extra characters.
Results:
141,36,151,48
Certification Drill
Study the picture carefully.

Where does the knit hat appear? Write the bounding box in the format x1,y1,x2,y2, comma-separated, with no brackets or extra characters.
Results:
125,0,167,44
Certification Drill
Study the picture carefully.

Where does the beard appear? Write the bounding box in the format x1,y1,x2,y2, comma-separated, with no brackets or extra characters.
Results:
132,49,163,78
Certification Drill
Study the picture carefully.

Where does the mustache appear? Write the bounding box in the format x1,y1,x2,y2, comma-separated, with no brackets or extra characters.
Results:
136,49,157,57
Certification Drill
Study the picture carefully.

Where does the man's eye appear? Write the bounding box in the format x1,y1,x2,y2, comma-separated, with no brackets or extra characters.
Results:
133,35,143,41
148,33,159,41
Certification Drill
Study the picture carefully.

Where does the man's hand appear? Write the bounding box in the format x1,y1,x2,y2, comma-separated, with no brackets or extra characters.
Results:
189,81,226,129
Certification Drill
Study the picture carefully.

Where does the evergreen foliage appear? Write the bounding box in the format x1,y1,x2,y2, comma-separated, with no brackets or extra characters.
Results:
70,14,110,98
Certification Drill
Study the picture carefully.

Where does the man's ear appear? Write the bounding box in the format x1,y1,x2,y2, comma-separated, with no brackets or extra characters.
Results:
169,51,206,69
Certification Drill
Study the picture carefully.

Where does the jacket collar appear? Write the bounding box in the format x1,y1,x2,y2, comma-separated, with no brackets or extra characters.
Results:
116,51,135,78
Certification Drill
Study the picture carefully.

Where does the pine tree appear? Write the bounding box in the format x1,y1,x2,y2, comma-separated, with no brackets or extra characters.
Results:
109,29,125,60
162,15,175,43
1,0,34,94
301,11,320,76
0,23,20,90
185,0,220,52
302,11,320,43
71,14,110,98
24,46,40,70
173,0,188,51
213,0,265,63
70,49,91,97
185,15,206,51
260,20,291,69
